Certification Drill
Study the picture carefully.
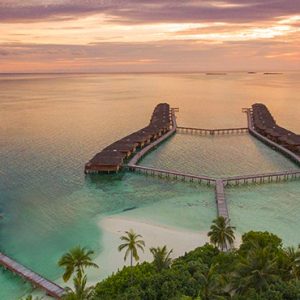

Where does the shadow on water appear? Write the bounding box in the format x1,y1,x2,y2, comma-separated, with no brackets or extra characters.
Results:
85,171,126,187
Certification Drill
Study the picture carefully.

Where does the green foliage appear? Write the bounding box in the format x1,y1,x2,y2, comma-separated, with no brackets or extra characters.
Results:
63,274,94,300
150,245,173,271
93,230,300,300
234,243,279,294
20,296,43,300
208,217,236,251
58,246,99,282
239,231,283,255
282,246,300,280
94,244,229,300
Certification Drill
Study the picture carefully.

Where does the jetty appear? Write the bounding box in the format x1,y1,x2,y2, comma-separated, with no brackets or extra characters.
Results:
127,103,300,223
177,126,248,135
222,169,300,185
215,180,228,219
0,252,65,299
87,102,300,223
128,165,215,185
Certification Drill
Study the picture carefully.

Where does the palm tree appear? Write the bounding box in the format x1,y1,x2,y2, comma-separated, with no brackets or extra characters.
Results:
284,245,300,279
234,244,279,294
198,263,227,300
118,229,145,267
208,216,236,251
58,246,99,282
62,274,94,300
150,245,173,271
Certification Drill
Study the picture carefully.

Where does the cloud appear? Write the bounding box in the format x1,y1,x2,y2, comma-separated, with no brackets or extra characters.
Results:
0,49,9,55
0,1,299,72
0,38,298,72
0,0,299,24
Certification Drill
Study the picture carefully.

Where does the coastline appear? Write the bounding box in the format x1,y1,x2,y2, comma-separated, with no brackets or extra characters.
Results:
85,215,211,285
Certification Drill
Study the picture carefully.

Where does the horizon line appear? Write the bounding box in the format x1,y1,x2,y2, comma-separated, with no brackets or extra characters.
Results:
0,70,299,75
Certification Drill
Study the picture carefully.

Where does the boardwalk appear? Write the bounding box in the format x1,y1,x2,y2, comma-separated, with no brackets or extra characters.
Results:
127,106,300,224
223,169,300,185
215,180,228,219
0,252,65,299
177,126,248,135
130,165,300,186
129,165,216,185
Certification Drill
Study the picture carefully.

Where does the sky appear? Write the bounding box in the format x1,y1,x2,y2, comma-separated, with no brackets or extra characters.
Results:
0,0,299,72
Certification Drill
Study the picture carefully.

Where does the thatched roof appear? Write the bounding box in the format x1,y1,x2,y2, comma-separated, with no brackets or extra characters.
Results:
85,102,171,171
264,126,292,137
252,103,300,154
89,151,125,166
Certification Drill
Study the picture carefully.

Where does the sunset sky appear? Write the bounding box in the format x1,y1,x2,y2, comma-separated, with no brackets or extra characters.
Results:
0,0,299,72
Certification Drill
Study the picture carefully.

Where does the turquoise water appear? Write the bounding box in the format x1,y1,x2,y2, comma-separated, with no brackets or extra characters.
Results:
0,73,300,299
227,181,300,246
119,181,215,231
140,134,298,177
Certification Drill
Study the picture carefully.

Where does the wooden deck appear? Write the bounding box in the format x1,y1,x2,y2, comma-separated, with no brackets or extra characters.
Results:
223,169,300,185
131,165,300,186
0,252,65,299
129,165,216,185
177,126,248,135
215,180,228,219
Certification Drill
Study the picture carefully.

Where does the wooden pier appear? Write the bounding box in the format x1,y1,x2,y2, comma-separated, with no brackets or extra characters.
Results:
125,105,300,225
130,165,300,187
0,252,65,299
223,169,300,186
129,165,216,185
128,107,300,222
177,126,248,135
215,180,228,219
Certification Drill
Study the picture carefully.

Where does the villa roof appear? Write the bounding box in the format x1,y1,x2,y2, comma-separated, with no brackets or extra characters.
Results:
281,135,300,146
85,102,171,172
89,151,125,166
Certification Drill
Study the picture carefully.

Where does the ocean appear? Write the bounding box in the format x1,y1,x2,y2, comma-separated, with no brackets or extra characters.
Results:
0,72,299,299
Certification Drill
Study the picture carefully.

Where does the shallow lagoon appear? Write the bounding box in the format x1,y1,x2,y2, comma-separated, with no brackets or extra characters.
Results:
140,133,298,177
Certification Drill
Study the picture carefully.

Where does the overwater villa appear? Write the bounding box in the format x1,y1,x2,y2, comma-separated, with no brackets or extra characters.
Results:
252,103,300,156
85,103,171,173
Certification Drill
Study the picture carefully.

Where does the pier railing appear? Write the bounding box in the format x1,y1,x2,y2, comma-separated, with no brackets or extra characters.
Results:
222,169,300,185
0,252,65,299
130,165,216,185
215,180,228,219
177,126,248,135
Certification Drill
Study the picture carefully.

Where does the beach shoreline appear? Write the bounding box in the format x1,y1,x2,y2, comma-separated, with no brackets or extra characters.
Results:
81,214,211,285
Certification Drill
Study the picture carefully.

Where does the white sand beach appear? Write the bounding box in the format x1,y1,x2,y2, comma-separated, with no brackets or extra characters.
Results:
84,215,210,284
56,214,241,289
101,215,209,257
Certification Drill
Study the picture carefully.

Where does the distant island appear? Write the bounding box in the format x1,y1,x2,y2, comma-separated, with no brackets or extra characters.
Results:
263,72,283,75
206,72,227,75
